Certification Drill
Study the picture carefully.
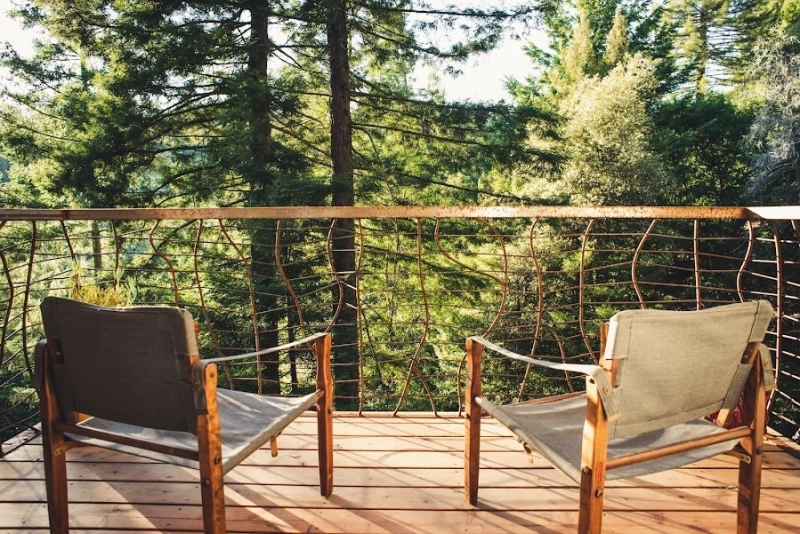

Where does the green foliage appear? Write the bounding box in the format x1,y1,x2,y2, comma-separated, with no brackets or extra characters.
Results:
653,92,753,205
0,156,9,184
603,5,630,69
2,0,800,443
557,54,669,205
68,263,136,307
744,34,800,203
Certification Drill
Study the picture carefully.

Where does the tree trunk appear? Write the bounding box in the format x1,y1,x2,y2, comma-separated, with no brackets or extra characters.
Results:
91,220,102,270
248,0,280,393
327,0,360,407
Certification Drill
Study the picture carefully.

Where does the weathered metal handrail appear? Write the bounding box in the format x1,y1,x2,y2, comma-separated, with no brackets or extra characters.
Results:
0,205,758,220
1,205,798,448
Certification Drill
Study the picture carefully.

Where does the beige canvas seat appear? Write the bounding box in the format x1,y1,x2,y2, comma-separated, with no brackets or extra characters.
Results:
464,300,775,534
34,296,334,534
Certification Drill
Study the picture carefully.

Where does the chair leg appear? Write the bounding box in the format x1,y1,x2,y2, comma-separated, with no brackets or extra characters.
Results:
38,340,69,534
464,404,481,505
464,338,483,505
736,351,767,534
197,364,227,534
578,465,605,534
316,333,334,496
317,394,334,496
737,453,762,534
578,379,608,534
198,461,226,534
42,428,69,534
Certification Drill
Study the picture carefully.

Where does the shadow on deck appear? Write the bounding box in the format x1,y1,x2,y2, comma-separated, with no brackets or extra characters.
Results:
2,413,799,533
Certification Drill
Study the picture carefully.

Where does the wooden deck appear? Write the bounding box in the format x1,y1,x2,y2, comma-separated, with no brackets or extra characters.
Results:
2,413,799,533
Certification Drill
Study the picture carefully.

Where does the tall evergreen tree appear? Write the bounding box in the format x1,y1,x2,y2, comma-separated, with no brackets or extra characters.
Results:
671,0,733,93
1,0,561,405
603,5,630,68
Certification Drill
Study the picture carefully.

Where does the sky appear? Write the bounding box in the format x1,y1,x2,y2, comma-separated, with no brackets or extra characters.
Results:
414,41,534,102
0,2,541,102
0,3,29,51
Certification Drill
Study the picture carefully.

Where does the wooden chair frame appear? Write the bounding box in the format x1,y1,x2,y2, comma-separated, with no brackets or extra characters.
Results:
465,326,769,534
36,329,333,534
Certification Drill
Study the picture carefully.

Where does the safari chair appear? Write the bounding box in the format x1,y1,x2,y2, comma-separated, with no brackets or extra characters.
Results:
464,300,775,534
34,296,334,534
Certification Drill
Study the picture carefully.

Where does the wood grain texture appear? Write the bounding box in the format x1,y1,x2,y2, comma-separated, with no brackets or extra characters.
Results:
2,413,799,533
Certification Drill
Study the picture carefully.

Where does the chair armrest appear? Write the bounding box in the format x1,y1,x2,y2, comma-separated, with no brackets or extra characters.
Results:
191,332,331,412
196,331,330,367
468,336,622,421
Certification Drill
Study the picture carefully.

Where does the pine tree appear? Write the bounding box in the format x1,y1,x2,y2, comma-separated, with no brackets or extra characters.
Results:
603,5,630,69
1,0,562,406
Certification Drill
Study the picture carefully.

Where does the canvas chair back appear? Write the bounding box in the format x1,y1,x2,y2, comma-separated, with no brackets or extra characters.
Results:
40,296,199,433
603,300,773,440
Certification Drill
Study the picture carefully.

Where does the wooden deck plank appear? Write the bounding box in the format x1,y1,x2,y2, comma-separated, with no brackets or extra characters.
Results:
5,438,795,469
1,414,799,533
4,460,800,489
1,433,526,454
3,480,800,512
4,507,800,534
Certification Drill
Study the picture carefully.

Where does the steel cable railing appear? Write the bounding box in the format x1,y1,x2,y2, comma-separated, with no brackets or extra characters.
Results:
1,206,798,448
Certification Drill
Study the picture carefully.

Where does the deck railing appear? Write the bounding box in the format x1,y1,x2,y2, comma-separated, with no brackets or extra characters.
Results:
1,206,799,446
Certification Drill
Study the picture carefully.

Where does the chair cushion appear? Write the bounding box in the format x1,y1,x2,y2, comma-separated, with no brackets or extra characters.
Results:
68,388,320,474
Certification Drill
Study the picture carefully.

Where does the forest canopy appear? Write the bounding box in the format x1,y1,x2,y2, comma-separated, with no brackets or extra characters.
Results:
1,0,799,209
